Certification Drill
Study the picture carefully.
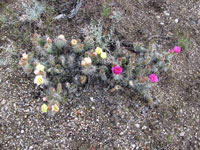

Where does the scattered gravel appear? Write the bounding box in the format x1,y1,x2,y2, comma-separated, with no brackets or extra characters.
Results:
0,0,200,149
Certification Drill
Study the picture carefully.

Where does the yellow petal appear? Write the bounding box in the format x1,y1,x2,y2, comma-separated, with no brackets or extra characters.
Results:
95,47,103,54
100,52,107,59
52,104,59,112
34,75,44,86
36,64,45,71
41,104,48,113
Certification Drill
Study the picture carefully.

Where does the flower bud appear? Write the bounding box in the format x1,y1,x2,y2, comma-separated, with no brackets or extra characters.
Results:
147,65,151,69
54,35,66,49
100,70,105,74
52,104,59,112
137,76,142,81
49,87,56,93
71,39,77,46
22,53,28,60
42,97,48,101
84,57,92,66
81,60,86,67
34,70,40,75
34,33,38,38
47,37,52,44
48,105,52,110
65,82,70,88
92,51,97,57
113,64,117,67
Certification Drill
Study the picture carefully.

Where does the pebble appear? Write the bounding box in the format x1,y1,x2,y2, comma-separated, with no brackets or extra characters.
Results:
135,124,140,128
160,22,165,25
90,97,95,102
141,107,149,114
180,132,185,137
163,11,170,16
156,16,160,19
54,14,66,20
142,126,147,130
131,144,136,149
21,130,24,134
197,19,200,26
175,19,179,23
1,99,6,105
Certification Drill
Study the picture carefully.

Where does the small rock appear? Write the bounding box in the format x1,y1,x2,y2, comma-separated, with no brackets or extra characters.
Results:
156,16,160,19
1,100,6,105
21,130,24,134
163,11,170,16
135,124,140,128
54,14,66,20
160,22,165,25
142,126,147,130
90,97,94,102
197,19,200,26
180,132,185,137
141,107,148,114
131,144,136,149
175,19,179,23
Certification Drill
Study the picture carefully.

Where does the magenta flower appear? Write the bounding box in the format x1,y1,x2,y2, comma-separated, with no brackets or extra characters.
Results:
149,74,158,83
173,46,181,53
112,66,123,75
168,49,174,53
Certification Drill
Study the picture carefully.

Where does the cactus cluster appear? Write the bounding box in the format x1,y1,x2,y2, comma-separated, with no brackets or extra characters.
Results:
19,25,181,113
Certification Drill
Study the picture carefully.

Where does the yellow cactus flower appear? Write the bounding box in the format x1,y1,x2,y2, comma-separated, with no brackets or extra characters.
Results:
100,52,107,59
52,104,59,112
95,47,103,54
41,104,48,113
36,64,45,71
71,39,77,46
34,75,44,86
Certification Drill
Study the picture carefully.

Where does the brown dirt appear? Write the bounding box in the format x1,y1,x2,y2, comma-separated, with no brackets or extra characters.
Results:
0,0,200,149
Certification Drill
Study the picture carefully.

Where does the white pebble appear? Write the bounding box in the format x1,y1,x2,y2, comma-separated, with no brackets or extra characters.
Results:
156,16,160,19
1,100,6,105
175,19,179,23
180,132,185,136
160,22,165,25
142,126,147,130
135,124,140,128
131,144,136,149
90,97,94,102
163,11,170,16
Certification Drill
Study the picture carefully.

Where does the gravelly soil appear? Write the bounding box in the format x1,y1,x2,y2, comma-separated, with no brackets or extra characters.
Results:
0,0,200,149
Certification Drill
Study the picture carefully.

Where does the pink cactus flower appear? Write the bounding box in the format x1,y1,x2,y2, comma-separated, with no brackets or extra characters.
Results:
149,74,158,83
168,49,174,53
173,46,181,53
112,66,123,75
